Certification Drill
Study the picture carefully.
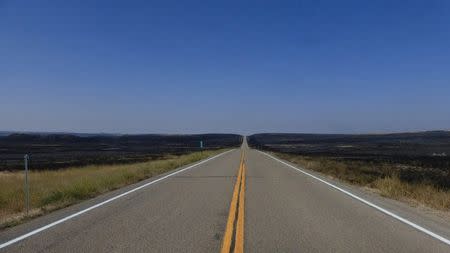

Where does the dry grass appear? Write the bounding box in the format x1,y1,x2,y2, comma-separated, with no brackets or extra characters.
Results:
276,153,450,211
373,177,450,210
0,150,225,228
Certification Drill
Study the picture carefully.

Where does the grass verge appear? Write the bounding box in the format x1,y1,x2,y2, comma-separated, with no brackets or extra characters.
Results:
0,149,227,228
274,153,450,211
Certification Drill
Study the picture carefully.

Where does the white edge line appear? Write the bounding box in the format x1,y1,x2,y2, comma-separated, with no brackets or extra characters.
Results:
0,149,235,249
259,150,450,247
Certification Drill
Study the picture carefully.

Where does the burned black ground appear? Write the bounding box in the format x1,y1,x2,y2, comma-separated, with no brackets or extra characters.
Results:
0,133,242,171
248,131,450,189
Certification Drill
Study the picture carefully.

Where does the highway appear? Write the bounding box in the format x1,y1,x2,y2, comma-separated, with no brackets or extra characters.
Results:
1,141,450,252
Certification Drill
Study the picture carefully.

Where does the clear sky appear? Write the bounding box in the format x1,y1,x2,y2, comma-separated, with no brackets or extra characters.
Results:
1,1,450,134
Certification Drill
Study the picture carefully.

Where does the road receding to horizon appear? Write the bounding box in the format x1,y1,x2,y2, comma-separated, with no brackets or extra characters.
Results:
1,142,450,252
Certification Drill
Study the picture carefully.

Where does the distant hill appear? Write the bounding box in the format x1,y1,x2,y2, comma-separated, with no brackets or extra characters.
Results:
0,133,242,144
0,131,120,138
0,131,12,137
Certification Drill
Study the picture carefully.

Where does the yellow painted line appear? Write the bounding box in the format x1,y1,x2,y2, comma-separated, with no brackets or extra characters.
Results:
220,154,244,253
234,163,246,253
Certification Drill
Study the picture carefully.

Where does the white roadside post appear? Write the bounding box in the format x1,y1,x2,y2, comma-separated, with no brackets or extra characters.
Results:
200,140,204,154
24,154,30,216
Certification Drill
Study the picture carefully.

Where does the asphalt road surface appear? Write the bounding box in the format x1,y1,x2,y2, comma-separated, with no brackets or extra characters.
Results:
1,141,450,252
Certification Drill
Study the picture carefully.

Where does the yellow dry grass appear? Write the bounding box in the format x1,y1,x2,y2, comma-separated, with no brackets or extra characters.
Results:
276,153,450,211
0,150,225,227
373,176,450,210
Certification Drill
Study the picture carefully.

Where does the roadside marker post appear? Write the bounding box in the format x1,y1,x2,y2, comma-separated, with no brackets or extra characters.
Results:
200,141,204,149
24,154,30,216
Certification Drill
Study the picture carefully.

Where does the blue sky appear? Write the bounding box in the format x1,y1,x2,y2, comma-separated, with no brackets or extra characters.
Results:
1,1,450,134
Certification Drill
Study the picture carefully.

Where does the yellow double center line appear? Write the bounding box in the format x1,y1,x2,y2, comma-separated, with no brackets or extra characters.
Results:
221,150,246,253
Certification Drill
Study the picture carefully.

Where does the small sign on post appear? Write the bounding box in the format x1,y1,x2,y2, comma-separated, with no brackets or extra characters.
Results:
200,141,204,149
24,154,30,216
